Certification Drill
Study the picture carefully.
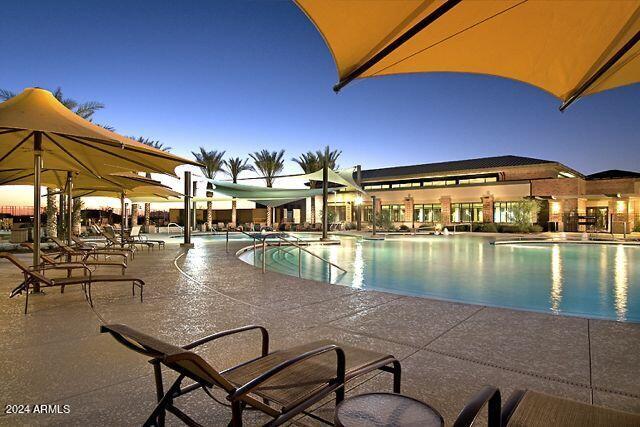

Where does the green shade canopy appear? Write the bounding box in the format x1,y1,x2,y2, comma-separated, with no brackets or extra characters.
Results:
299,166,365,193
210,180,324,206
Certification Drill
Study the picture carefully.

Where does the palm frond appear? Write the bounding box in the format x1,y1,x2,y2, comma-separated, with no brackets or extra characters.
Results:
0,89,17,101
192,147,226,180
250,149,285,187
224,157,254,183
74,101,105,119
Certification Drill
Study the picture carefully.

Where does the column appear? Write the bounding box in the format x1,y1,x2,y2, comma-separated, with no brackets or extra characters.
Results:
439,196,451,226
549,200,564,232
481,195,494,223
404,196,413,223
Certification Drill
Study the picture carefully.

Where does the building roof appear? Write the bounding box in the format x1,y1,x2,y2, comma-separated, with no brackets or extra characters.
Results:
586,170,640,180
361,155,556,180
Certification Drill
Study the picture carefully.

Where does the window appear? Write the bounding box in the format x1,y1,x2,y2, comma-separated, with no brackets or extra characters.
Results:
414,204,442,223
451,203,483,223
363,206,373,222
382,204,405,222
364,184,386,190
494,201,518,223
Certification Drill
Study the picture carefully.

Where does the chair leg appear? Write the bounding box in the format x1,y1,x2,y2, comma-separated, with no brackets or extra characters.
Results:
336,385,345,405
143,375,183,427
230,400,243,427
392,361,402,393
24,281,30,315
152,361,166,427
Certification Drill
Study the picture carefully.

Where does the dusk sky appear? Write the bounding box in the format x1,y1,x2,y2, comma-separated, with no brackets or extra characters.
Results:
1,0,639,181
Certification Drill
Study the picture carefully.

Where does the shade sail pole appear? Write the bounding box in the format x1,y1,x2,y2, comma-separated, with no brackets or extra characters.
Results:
33,132,43,290
66,172,73,246
322,160,329,240
181,171,194,248
120,192,126,245
333,0,461,92
560,29,640,111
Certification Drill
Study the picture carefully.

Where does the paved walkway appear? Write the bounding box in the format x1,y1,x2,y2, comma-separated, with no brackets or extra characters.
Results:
0,237,639,426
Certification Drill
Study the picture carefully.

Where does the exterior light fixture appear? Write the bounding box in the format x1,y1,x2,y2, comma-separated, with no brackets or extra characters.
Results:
354,195,363,206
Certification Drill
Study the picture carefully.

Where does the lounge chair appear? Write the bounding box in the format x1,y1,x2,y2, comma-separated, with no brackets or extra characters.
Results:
100,323,401,426
50,236,130,262
453,386,640,427
128,226,165,249
1,253,144,314
21,242,128,275
98,227,137,258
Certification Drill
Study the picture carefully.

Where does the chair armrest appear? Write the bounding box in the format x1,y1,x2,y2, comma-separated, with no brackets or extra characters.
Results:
183,325,269,356
230,344,346,400
453,385,501,427
36,262,90,271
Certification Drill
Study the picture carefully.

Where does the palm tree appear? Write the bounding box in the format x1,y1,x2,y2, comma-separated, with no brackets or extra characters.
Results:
316,145,342,170
1,87,108,237
249,150,285,226
192,148,225,230
131,137,172,232
292,152,321,224
224,157,254,226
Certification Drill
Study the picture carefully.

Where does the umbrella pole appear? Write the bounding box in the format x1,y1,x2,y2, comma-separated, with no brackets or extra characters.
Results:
66,172,73,247
32,132,43,292
322,160,328,240
181,171,194,248
121,192,126,245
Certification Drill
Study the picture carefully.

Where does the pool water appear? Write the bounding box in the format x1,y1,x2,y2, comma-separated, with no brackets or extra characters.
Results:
238,235,640,322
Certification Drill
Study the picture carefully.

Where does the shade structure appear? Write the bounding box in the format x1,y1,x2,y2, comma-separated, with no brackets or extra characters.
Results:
300,166,365,193
210,180,324,204
0,87,199,269
0,88,200,176
295,0,640,109
73,185,182,200
0,170,161,191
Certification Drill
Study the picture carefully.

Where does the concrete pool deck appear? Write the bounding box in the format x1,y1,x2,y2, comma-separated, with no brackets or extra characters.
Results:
0,236,639,426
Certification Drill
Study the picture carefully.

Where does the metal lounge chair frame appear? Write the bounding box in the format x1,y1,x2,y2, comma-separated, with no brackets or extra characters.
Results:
50,236,131,262
101,323,401,427
128,226,166,250
21,242,128,275
453,386,640,427
1,253,144,313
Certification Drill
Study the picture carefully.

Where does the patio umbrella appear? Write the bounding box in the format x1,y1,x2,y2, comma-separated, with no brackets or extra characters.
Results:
0,87,199,268
295,0,640,110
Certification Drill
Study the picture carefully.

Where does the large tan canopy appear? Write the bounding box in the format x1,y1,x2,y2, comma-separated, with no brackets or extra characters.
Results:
0,88,199,176
295,0,640,108
74,185,182,200
0,169,160,191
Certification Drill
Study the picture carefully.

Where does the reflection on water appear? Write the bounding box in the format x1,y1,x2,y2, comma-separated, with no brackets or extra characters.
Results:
550,245,563,313
240,236,640,322
351,241,364,289
615,245,628,321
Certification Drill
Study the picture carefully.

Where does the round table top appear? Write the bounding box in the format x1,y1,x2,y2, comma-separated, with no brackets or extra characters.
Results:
335,393,444,427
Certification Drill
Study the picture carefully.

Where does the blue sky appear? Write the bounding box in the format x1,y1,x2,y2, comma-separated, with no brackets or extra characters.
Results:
1,0,639,178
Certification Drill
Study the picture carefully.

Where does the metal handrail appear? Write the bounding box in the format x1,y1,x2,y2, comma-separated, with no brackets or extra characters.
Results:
166,223,184,235
233,229,347,278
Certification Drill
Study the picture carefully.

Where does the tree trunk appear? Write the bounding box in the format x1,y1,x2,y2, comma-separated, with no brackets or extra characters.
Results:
131,204,139,226
144,173,152,232
206,197,213,230
144,203,151,231
231,199,237,226
266,182,272,226
72,199,82,236
45,188,57,237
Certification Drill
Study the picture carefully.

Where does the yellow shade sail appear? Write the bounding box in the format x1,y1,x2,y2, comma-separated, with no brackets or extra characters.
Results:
0,169,161,191
74,185,182,201
295,0,640,108
0,88,199,176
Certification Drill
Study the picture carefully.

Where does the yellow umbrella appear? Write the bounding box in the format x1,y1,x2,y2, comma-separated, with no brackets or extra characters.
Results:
295,0,640,110
0,88,198,175
0,169,161,191
0,87,199,268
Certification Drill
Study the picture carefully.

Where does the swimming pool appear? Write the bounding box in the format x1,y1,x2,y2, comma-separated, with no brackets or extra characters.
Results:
237,235,640,322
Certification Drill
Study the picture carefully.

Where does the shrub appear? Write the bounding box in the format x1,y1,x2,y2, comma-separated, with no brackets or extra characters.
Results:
528,224,543,233
374,210,393,231
634,223,640,233
476,223,498,233
344,222,356,230
399,224,410,231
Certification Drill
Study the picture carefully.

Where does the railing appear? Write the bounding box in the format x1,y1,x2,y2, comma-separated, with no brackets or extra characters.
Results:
231,229,347,282
165,223,184,235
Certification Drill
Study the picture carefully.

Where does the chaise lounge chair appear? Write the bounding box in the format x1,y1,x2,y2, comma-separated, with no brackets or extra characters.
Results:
1,253,144,314
453,386,640,427
50,236,131,262
21,242,128,275
127,226,165,249
100,323,401,426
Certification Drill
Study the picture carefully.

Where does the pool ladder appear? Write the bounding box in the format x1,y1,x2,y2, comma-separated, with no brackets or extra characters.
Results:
230,229,347,282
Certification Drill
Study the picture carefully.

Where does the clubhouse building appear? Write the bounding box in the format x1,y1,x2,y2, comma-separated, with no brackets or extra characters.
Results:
324,155,640,233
